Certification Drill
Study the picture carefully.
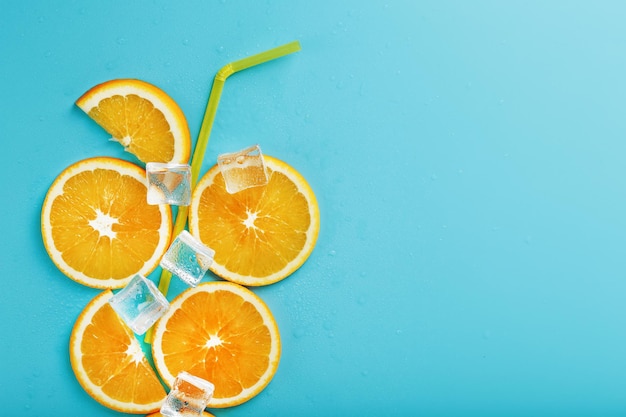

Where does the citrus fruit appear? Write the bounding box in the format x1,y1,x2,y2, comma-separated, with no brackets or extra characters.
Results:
151,281,281,408
70,290,167,413
188,155,320,286
41,157,172,289
76,78,191,164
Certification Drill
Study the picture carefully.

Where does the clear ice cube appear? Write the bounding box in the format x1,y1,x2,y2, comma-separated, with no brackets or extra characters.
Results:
160,230,215,287
108,274,169,335
160,371,214,417
146,162,192,206
217,144,269,194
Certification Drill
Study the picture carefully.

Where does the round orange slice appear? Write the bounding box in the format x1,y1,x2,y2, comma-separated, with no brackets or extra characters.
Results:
151,281,281,408
41,157,172,289
76,78,191,164
188,155,320,286
70,290,167,413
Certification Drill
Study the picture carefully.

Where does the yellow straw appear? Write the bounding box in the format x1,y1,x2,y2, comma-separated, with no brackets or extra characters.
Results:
145,40,301,343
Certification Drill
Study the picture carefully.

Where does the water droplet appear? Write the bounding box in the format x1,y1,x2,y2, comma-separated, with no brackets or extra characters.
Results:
361,369,369,376
328,250,336,257
430,174,438,181
357,296,366,305
216,45,224,54
182,39,190,46
116,37,127,45
293,328,306,339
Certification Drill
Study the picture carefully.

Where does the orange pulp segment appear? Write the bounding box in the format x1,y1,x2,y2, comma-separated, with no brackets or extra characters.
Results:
151,282,281,408
69,290,167,413
188,155,320,286
41,157,172,289
76,78,191,164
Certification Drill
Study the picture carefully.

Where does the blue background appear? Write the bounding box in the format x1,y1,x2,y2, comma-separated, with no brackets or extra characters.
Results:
2,1,626,416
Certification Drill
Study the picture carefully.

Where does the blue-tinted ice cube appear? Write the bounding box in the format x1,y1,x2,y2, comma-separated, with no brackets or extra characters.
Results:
160,230,215,287
217,144,269,194
146,162,192,206
108,274,169,335
160,371,214,417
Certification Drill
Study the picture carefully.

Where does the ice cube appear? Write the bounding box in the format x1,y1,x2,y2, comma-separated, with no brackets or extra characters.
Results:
217,144,269,194
108,274,169,335
146,162,192,206
160,371,214,417
160,230,215,287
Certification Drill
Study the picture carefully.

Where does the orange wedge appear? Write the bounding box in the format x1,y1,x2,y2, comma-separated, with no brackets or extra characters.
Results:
151,282,281,408
41,157,172,289
76,78,191,164
188,155,320,286
70,290,167,413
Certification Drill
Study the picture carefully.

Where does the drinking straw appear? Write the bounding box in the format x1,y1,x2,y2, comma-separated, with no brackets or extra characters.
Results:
145,40,301,343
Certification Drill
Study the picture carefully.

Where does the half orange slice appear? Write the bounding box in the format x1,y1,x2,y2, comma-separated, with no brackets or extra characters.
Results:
76,78,191,164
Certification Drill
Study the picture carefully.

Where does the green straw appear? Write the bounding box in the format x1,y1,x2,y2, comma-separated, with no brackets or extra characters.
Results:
145,40,301,343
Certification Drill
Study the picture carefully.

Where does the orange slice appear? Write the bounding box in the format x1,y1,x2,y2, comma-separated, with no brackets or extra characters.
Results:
188,155,320,286
76,78,191,164
41,157,172,289
70,290,167,413
151,282,281,408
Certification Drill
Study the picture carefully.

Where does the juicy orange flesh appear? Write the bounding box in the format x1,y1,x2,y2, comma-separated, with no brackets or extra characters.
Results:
50,168,164,280
87,94,175,163
161,290,272,399
80,302,166,404
196,168,311,278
